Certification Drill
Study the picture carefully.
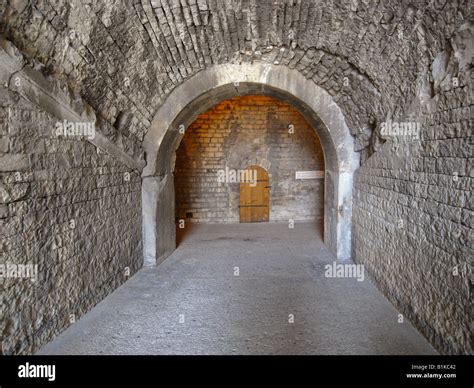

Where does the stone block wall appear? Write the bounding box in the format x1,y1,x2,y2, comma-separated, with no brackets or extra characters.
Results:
1,0,470,357
0,88,143,355
352,69,472,354
174,95,325,224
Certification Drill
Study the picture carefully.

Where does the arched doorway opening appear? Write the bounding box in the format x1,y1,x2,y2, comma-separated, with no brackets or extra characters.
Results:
142,64,357,265
172,94,326,239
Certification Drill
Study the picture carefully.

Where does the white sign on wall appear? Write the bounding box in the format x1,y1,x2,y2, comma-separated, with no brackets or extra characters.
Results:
295,170,324,180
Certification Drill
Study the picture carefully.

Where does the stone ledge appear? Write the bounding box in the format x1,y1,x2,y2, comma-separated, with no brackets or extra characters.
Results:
0,38,145,172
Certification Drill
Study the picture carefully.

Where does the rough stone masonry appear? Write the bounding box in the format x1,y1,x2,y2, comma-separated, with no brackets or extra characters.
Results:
0,0,472,355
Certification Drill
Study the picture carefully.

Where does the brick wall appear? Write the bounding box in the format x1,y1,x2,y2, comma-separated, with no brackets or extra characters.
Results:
174,95,325,224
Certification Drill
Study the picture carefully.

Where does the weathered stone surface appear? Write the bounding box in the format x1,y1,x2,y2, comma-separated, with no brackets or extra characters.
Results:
352,60,472,354
0,154,30,172
0,0,471,356
0,90,143,355
4,0,465,151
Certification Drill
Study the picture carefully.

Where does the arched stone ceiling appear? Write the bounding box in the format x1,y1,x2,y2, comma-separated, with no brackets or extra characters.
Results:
1,0,471,159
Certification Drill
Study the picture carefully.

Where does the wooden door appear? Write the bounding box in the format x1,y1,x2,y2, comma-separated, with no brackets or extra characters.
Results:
240,166,269,223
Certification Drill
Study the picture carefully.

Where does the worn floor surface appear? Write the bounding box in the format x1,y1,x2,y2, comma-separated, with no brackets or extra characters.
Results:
39,223,436,355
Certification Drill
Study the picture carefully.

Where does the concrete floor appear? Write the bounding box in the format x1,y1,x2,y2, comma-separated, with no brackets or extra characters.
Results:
38,223,436,355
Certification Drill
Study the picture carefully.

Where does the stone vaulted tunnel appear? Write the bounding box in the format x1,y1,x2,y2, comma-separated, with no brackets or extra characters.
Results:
0,0,472,356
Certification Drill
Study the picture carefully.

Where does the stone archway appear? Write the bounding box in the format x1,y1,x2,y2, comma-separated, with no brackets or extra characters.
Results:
142,63,358,266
